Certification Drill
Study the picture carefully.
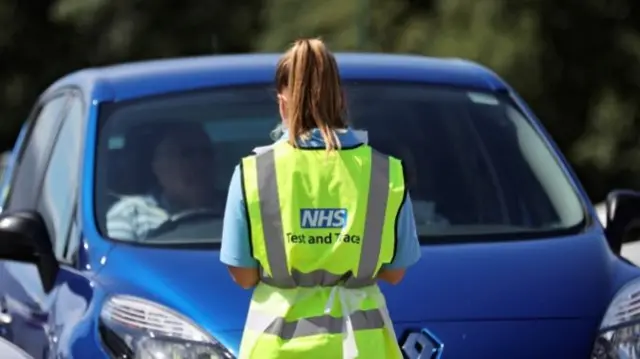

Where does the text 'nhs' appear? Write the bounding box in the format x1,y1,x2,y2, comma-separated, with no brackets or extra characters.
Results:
287,209,361,245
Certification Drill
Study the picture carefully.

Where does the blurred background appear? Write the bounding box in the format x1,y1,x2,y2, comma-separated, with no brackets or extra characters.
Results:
0,0,639,203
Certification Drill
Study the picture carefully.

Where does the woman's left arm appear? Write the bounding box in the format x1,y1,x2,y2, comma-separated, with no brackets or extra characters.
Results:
220,165,260,289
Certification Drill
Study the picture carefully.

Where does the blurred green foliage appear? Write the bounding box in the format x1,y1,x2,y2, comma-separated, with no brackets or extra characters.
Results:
1,0,639,200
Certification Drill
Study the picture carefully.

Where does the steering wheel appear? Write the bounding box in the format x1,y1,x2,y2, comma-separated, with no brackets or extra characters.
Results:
146,208,220,238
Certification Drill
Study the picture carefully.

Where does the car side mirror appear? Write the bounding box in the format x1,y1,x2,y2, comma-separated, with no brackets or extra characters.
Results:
0,211,58,292
604,190,640,254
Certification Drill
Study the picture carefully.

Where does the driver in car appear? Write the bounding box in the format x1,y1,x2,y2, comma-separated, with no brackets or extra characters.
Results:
106,123,223,241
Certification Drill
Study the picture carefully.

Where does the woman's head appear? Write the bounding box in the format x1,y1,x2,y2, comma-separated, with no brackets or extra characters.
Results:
275,38,347,150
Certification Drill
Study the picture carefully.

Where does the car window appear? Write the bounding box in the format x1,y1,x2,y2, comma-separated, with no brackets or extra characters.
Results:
0,152,10,184
0,150,15,212
0,124,29,213
5,95,69,210
37,96,83,259
64,217,80,265
94,83,585,245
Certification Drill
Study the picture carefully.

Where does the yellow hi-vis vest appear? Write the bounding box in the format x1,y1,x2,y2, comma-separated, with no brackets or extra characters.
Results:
238,141,406,359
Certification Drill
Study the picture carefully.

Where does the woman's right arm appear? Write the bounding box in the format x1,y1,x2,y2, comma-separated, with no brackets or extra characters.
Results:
377,193,421,285
220,165,260,289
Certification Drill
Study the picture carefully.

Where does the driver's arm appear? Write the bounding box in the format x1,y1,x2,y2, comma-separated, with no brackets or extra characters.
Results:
106,197,143,241
220,165,260,289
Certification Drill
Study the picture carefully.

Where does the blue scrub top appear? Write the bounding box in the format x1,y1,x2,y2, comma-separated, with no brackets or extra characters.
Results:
220,128,421,270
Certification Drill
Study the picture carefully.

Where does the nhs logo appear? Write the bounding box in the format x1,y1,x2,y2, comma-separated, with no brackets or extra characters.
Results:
300,208,347,229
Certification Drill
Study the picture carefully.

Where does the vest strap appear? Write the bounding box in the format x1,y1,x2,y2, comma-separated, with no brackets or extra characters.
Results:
254,148,391,288
244,286,393,358
254,149,296,287
259,268,376,288
246,307,385,340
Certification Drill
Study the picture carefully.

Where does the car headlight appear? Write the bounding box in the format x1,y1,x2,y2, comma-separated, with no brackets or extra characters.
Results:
591,278,640,358
99,295,235,359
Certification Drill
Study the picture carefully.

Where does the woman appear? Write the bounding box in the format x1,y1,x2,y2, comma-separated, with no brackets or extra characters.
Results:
220,38,421,359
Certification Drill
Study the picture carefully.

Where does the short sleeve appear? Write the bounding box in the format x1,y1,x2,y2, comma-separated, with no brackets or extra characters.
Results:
382,192,421,270
106,200,137,241
220,165,258,268
106,203,137,241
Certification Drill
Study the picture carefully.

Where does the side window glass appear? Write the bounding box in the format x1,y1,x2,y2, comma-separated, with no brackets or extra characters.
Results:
0,125,28,211
6,96,69,210
0,152,11,185
64,219,80,266
38,97,83,260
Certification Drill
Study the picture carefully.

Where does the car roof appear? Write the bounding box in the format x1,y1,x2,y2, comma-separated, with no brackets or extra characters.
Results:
47,53,509,102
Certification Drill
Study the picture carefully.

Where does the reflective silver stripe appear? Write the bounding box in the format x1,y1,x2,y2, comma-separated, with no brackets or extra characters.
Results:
356,151,390,280
254,148,390,288
255,150,296,287
260,268,376,288
248,308,385,340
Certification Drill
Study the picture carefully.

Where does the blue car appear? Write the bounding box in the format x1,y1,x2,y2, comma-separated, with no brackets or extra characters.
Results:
0,53,638,359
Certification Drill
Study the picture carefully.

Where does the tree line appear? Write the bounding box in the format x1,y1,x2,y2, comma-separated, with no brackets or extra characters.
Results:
1,0,639,200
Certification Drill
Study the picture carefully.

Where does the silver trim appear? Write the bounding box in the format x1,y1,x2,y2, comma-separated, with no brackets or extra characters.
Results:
401,329,444,359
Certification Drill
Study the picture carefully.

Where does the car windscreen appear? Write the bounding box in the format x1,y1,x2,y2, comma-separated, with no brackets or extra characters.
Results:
94,82,586,245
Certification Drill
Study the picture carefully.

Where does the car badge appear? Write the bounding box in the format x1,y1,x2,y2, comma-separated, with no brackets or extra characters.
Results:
401,328,444,359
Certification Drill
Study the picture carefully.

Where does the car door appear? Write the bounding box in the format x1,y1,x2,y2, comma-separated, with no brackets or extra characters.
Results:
0,90,91,358
35,94,94,359
0,92,70,355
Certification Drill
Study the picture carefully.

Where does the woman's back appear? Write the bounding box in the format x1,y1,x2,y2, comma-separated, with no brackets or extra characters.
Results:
221,38,420,359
